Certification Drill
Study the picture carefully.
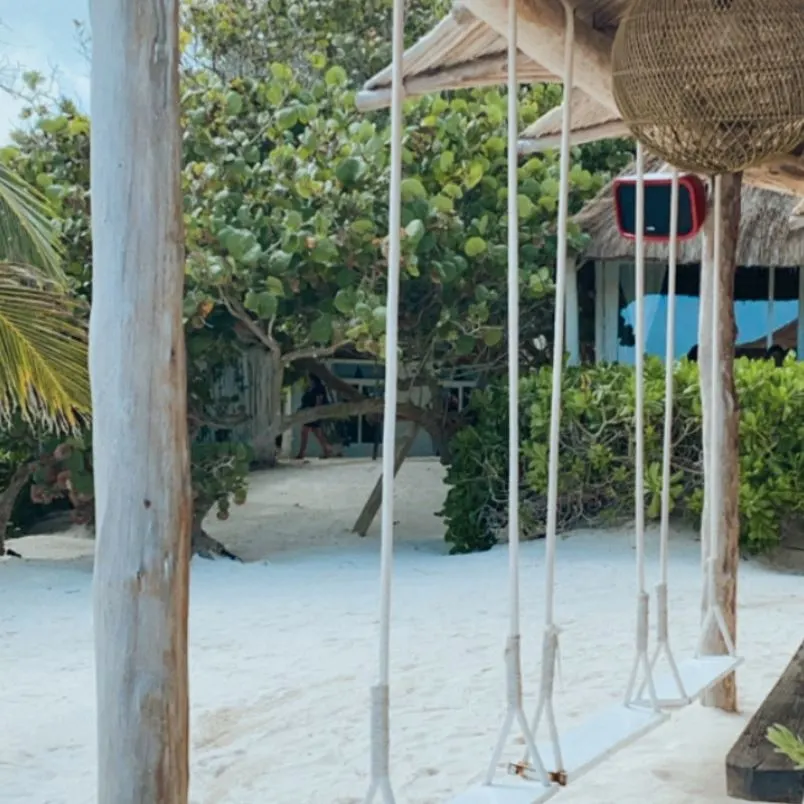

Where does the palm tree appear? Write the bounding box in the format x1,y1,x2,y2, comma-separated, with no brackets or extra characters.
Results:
0,164,89,431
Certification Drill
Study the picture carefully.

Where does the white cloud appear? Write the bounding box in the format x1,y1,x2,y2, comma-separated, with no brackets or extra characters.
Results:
0,0,89,142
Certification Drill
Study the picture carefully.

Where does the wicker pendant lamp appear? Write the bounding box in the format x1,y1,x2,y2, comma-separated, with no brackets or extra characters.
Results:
611,0,804,174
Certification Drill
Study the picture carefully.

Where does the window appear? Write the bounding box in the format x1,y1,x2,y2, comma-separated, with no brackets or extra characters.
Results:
329,360,384,446
612,264,800,363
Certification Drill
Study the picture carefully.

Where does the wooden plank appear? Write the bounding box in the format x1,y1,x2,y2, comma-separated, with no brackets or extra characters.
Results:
452,705,668,804
89,0,191,803
532,705,667,784
650,655,743,708
726,640,804,803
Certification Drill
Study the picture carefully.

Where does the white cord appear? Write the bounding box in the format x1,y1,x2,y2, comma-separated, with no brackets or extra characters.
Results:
365,0,404,798
639,169,687,706
527,0,575,779
485,1,549,788
634,144,647,598
624,143,659,710
505,0,522,646
659,171,680,590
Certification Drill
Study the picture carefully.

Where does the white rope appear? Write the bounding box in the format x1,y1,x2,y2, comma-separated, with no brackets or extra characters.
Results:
525,0,574,779
641,170,687,704
364,0,404,797
698,175,737,658
485,0,548,787
624,142,660,710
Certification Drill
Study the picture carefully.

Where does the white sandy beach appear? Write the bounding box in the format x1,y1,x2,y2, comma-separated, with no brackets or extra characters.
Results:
0,457,800,804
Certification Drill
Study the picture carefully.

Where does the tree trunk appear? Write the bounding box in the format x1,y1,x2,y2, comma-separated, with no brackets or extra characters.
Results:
352,425,419,536
191,515,240,561
246,348,280,466
89,1,191,802
700,172,742,712
0,461,35,556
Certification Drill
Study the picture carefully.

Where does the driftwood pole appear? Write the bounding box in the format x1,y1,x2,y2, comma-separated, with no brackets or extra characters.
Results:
353,424,420,536
698,172,742,712
89,1,191,802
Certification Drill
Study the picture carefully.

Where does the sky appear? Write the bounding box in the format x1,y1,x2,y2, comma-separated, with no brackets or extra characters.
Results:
0,0,89,143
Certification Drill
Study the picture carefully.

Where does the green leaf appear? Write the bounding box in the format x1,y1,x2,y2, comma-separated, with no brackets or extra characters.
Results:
267,250,293,274
309,51,327,69
310,237,339,264
431,194,454,213
264,276,285,296
335,156,364,185
310,313,333,343
404,219,425,245
244,290,278,320
483,327,503,347
464,236,487,258
285,210,303,231
40,116,68,134
439,151,455,172
334,289,355,314
517,194,535,219
400,177,427,201
465,160,485,189
67,117,89,137
455,335,476,356
325,66,348,86
241,243,262,265
276,107,298,130
225,91,244,116
350,219,375,235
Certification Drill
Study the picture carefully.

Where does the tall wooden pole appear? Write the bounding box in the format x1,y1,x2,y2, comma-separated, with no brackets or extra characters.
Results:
89,1,191,802
698,172,742,712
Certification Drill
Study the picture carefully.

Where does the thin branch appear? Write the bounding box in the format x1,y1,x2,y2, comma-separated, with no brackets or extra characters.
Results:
283,340,350,365
219,292,281,356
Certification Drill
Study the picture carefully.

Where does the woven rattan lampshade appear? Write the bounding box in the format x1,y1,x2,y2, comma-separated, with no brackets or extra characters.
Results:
611,0,804,174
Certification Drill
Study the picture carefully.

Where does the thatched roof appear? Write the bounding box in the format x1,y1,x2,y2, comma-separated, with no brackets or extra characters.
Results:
574,156,804,267
519,91,627,151
357,0,804,196
356,8,555,111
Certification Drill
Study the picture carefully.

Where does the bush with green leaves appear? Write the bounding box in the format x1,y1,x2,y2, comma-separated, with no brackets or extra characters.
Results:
442,356,804,554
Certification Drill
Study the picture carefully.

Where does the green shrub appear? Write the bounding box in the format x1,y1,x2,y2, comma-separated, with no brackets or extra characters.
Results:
441,355,804,554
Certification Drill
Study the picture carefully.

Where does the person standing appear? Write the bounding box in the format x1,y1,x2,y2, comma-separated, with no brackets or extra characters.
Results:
295,374,334,459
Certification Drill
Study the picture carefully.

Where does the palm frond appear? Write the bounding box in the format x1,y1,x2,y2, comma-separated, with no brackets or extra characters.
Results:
0,262,89,432
0,165,64,282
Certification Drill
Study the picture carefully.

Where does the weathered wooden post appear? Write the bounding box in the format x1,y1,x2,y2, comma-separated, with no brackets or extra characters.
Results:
698,173,742,712
89,0,191,802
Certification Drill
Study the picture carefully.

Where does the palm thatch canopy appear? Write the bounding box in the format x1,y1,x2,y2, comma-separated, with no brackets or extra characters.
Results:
575,157,804,267
356,8,555,111
519,91,627,150
357,0,804,195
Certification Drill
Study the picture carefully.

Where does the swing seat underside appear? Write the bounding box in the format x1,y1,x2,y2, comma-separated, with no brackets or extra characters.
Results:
448,704,668,804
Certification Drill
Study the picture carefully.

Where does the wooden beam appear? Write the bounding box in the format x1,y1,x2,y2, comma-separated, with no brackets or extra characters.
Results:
698,173,742,713
459,0,616,111
726,640,804,802
352,424,420,536
89,0,191,802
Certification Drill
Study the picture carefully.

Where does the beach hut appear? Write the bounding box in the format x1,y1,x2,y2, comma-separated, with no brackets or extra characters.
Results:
567,157,804,365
